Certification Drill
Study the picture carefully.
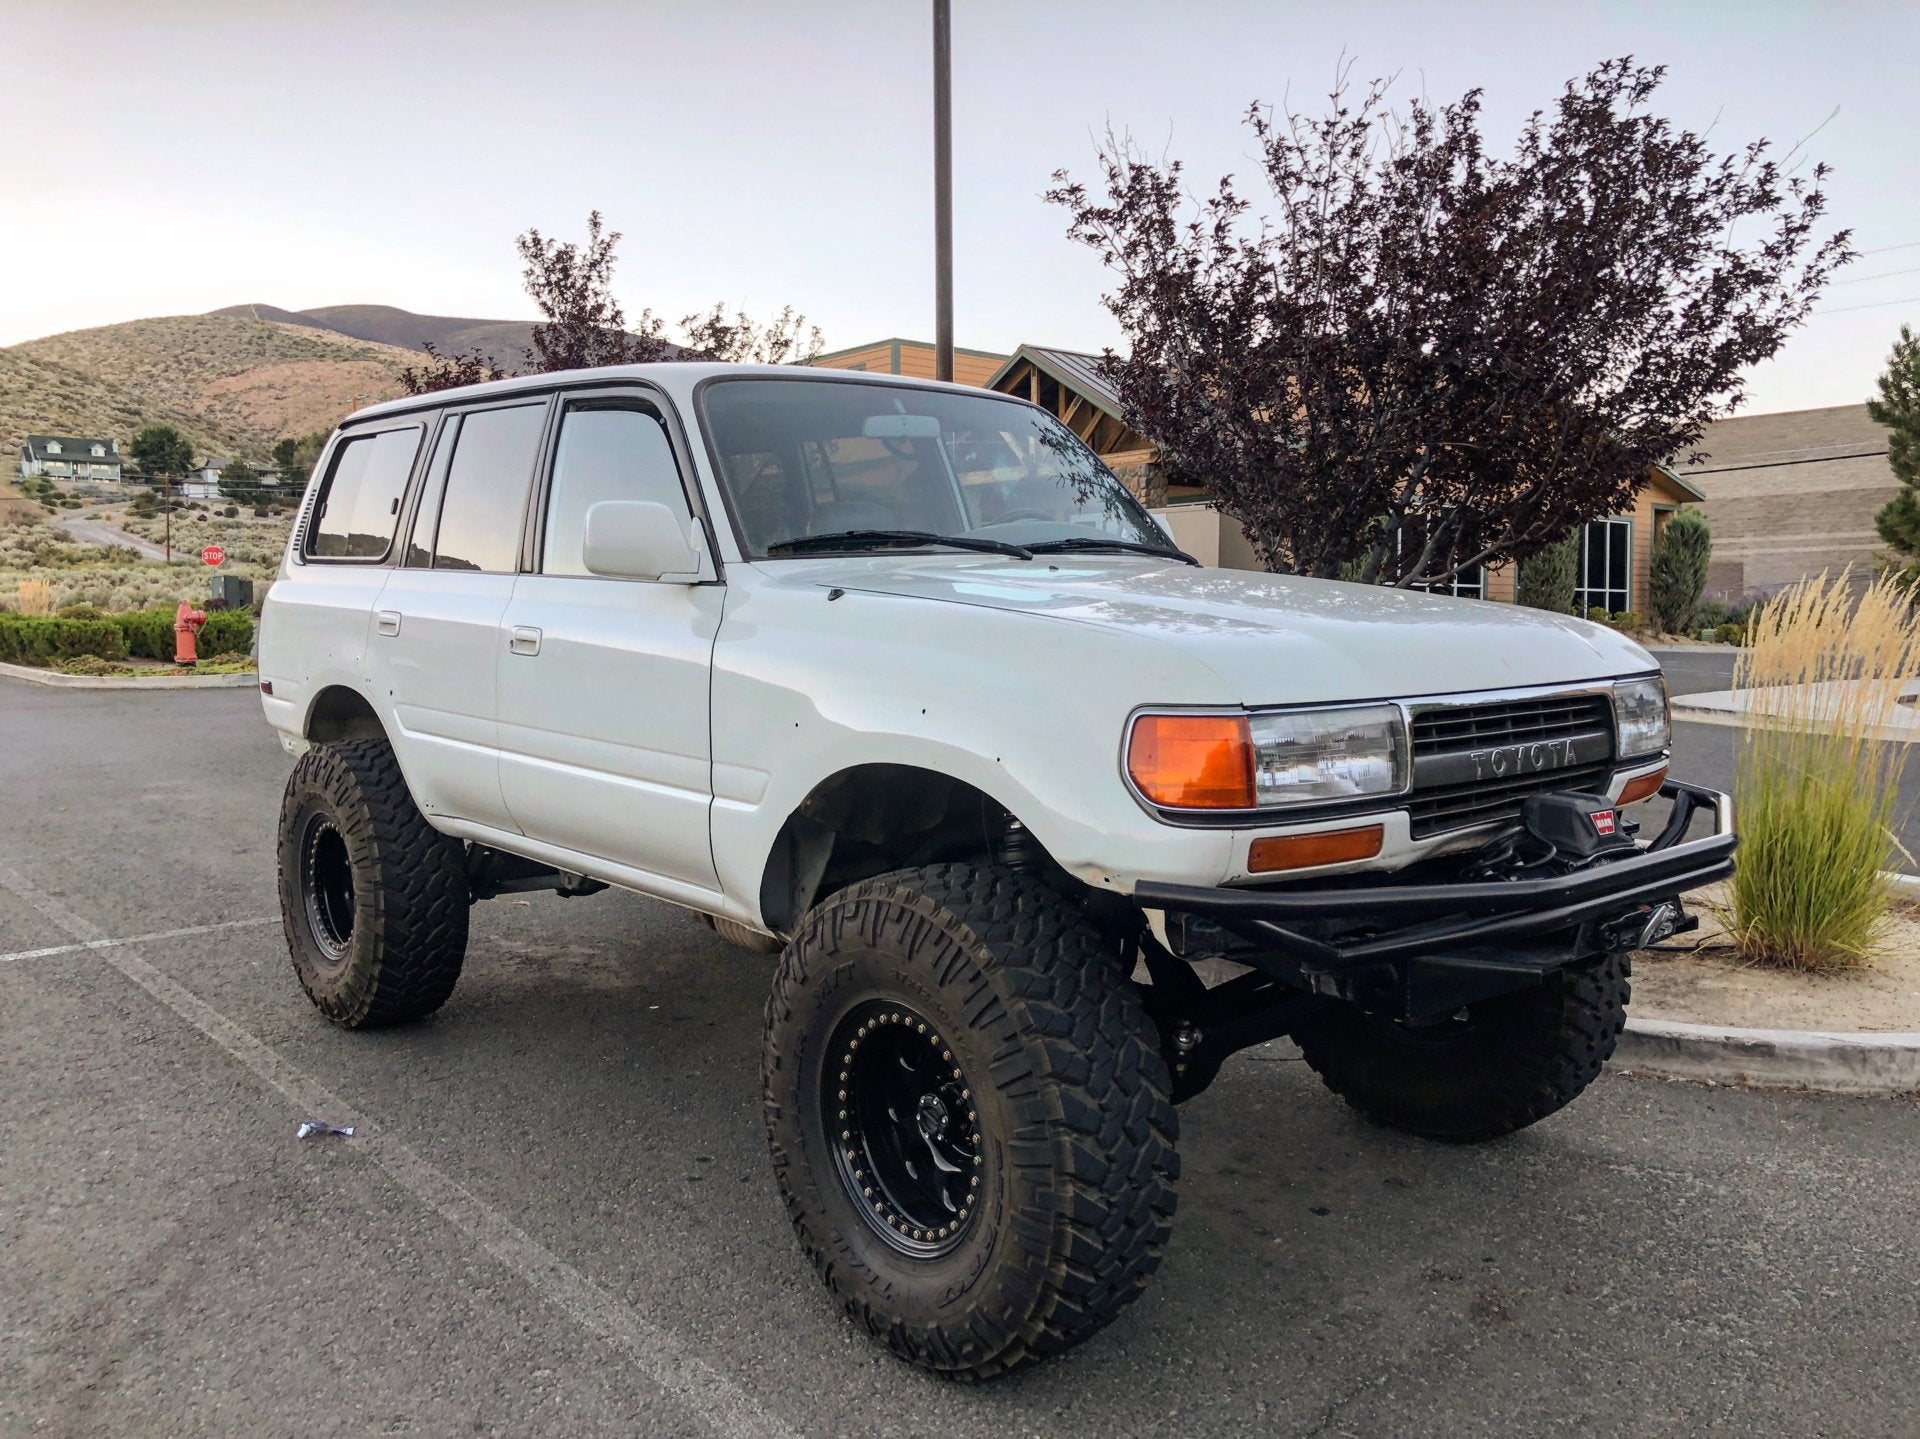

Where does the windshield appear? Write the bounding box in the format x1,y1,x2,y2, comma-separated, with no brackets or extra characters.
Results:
699,377,1169,559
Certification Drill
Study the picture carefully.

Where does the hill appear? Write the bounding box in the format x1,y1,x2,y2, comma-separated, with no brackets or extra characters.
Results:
0,345,260,464
212,302,537,371
7,314,422,459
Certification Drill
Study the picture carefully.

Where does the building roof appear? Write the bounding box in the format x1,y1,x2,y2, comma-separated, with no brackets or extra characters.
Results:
809,336,1010,365
987,345,1127,424
23,435,117,461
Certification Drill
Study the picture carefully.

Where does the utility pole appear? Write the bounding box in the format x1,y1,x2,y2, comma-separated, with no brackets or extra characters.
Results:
932,0,954,382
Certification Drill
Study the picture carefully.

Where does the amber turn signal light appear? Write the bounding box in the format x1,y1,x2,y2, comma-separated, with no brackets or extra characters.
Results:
1127,714,1256,809
1247,825,1385,874
1617,766,1668,807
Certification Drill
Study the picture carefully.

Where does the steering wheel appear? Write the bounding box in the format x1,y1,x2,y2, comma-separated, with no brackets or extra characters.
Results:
994,508,1053,523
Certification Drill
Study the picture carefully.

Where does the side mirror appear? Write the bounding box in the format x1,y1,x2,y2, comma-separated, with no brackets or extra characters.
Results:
582,501,701,582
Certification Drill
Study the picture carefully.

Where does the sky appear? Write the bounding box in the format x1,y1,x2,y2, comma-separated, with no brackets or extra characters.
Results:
2,0,1916,415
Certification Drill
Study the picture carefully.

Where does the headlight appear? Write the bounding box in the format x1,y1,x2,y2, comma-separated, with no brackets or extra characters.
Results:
1127,705,1407,810
1611,676,1671,759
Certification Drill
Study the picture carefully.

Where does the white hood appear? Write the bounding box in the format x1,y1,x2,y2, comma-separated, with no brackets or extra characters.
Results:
818,555,1658,705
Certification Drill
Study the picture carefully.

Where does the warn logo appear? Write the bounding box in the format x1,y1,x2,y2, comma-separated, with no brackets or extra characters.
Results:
1591,808,1617,837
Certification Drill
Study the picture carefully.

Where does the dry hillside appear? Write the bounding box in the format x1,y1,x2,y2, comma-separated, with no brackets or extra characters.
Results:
11,314,420,454
0,346,259,463
214,303,536,372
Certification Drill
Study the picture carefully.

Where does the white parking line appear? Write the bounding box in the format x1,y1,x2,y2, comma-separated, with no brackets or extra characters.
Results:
0,866,794,1439
0,916,278,964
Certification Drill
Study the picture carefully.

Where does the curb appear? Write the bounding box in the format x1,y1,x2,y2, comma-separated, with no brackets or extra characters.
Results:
0,659,258,690
1616,1017,1920,1096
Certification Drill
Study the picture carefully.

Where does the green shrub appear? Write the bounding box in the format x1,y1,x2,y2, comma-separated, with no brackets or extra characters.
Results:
1609,610,1644,634
113,608,175,660
222,505,239,518
1715,621,1747,646
1586,606,1611,623
1516,530,1579,613
1728,571,1919,970
1692,597,1732,630
201,610,253,655
0,615,129,665
56,603,109,621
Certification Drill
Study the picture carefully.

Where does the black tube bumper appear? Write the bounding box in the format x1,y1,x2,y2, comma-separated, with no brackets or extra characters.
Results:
1135,780,1735,1018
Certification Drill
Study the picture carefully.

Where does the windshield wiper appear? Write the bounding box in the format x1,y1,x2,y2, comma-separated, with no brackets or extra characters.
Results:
1023,536,1199,566
766,529,1034,560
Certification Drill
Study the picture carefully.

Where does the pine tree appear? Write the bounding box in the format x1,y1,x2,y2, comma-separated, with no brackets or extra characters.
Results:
1649,508,1712,634
1870,325,1920,571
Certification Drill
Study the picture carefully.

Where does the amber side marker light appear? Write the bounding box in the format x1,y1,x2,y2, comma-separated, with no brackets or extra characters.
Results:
1127,714,1255,809
1617,766,1668,807
1248,825,1385,874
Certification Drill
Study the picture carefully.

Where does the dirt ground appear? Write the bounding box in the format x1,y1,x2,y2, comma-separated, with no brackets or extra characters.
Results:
1634,883,1920,1031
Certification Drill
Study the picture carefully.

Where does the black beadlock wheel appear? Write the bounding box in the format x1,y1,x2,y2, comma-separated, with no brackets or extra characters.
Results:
1291,951,1631,1143
277,738,470,1029
763,862,1180,1380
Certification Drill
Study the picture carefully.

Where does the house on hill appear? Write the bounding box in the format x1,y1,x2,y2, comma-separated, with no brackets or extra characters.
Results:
19,436,121,481
183,457,282,498
1673,404,1895,599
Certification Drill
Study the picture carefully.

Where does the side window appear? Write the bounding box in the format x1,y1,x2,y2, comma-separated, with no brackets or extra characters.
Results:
428,403,546,574
404,415,460,567
541,402,690,577
304,427,420,559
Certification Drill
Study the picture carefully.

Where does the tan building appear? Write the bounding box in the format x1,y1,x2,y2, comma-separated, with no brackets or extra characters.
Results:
809,337,1007,389
1672,404,1896,598
817,334,1713,612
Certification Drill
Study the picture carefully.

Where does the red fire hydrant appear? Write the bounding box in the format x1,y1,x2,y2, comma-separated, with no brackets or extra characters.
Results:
174,602,207,666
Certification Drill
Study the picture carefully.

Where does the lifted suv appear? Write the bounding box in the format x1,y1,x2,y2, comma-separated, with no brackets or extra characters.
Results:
262,364,1733,1377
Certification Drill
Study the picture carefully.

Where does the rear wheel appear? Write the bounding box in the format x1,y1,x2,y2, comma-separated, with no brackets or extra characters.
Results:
277,738,469,1028
1291,952,1630,1142
763,863,1179,1378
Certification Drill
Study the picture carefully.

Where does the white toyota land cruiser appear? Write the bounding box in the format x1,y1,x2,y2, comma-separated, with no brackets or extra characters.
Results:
261,363,1734,1378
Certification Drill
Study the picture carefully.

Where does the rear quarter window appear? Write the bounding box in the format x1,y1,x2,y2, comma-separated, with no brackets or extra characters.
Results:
304,427,422,560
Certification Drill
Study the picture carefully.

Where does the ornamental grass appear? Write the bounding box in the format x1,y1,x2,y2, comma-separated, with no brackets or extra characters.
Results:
1726,570,1920,971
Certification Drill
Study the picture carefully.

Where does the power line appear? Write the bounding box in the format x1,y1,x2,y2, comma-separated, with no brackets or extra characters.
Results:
1810,294,1920,316
1832,264,1920,287
1859,240,1920,256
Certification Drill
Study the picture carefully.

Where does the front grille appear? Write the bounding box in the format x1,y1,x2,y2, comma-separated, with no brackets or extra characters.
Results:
1407,692,1615,839
1412,693,1613,757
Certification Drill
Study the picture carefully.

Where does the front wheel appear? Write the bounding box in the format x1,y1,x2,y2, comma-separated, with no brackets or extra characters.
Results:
763,863,1180,1379
1291,952,1630,1142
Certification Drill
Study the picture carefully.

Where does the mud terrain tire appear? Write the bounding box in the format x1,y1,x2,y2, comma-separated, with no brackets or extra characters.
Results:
277,738,469,1028
763,863,1179,1378
1291,952,1630,1142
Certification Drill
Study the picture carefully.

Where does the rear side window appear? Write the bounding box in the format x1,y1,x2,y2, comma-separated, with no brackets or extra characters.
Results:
422,403,546,573
304,427,420,559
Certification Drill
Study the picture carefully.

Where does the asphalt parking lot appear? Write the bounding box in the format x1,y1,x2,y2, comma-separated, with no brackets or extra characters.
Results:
5,676,1920,1437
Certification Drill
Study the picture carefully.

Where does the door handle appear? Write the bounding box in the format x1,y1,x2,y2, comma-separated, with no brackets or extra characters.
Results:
509,625,543,657
375,610,401,637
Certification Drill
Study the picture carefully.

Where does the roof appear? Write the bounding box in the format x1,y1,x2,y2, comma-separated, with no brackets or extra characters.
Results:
346,361,994,425
23,435,117,461
808,337,1010,365
986,345,1128,425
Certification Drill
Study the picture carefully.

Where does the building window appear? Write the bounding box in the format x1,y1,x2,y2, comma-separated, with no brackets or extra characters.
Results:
1395,517,1485,599
46,441,61,455
1576,519,1632,615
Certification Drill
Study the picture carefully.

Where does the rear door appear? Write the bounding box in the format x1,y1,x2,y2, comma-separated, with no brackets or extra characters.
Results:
495,387,723,889
366,397,550,832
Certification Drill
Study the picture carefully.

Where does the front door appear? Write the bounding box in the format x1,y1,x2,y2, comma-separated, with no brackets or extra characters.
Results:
495,391,722,890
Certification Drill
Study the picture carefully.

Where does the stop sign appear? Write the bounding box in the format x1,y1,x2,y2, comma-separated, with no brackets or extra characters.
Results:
201,544,225,567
